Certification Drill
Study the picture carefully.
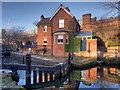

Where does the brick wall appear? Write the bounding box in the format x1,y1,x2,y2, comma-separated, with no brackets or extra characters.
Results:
52,8,79,56
52,9,79,33
37,25,52,46
53,33,67,56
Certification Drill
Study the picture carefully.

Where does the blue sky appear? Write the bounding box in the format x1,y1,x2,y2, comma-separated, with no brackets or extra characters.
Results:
2,2,117,31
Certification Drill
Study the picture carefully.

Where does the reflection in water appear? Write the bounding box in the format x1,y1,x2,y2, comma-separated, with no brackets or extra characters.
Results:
79,66,120,89
17,66,120,89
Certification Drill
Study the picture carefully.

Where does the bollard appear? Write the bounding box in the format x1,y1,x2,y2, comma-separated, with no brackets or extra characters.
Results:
26,54,31,85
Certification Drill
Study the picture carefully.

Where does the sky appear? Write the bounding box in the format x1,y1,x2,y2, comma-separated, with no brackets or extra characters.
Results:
2,2,118,31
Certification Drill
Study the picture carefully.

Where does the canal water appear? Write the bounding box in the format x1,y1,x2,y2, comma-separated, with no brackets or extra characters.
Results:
14,66,120,89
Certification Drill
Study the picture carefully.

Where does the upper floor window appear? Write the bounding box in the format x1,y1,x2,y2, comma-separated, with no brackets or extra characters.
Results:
43,37,47,45
43,25,47,32
57,35,63,44
66,35,68,44
59,19,64,28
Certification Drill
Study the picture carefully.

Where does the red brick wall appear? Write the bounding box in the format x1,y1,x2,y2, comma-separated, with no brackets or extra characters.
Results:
52,8,79,56
53,33,67,56
52,9,79,33
82,15,119,42
86,39,97,57
82,13,91,24
37,24,52,49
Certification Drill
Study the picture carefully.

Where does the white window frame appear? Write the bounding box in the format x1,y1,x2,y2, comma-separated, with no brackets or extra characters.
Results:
43,37,47,45
57,35,63,44
59,19,64,28
66,34,68,44
43,25,47,32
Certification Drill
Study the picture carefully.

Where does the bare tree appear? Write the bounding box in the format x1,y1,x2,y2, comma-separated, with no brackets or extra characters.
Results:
2,26,27,46
102,1,120,17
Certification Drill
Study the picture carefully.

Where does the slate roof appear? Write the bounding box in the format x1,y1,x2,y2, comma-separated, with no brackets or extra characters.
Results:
52,30,70,34
37,18,51,26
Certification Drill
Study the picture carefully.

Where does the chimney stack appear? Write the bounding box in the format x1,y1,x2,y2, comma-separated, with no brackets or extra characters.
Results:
82,13,91,24
91,17,97,22
41,14,44,20
65,7,70,12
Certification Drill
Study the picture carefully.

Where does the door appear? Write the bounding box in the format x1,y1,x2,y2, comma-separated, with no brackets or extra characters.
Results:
81,38,86,51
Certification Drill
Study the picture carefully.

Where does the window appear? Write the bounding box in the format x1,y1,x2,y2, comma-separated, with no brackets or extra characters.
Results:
66,35,68,44
87,37,91,39
59,19,64,28
43,37,47,45
43,25,47,32
57,35,63,44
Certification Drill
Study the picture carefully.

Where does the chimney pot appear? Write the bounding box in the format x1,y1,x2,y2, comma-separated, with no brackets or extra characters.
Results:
41,14,44,20
65,7,70,12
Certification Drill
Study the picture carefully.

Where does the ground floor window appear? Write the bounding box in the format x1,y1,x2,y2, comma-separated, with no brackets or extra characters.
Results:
66,34,68,44
57,34,63,44
43,37,47,45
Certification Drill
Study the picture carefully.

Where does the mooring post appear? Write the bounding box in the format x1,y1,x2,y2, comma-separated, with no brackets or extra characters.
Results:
68,52,71,68
26,54,31,85
59,63,63,77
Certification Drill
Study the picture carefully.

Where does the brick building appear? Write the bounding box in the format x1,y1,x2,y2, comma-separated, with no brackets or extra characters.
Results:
37,5,80,56
37,5,97,57
81,13,120,42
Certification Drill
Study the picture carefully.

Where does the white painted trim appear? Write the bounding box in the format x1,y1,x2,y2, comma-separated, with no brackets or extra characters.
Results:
50,5,73,20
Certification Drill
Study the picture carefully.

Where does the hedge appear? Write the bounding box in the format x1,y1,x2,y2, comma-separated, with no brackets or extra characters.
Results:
65,34,81,53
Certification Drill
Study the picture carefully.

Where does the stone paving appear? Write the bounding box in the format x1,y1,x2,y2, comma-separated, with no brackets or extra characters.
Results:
2,73,24,89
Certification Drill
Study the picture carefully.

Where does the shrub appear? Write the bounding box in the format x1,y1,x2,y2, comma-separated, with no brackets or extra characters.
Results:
65,34,81,53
